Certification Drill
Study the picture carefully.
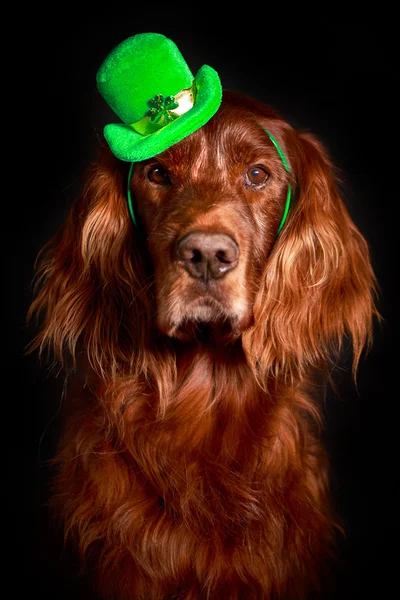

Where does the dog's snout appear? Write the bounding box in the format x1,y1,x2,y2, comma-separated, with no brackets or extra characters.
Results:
177,232,239,281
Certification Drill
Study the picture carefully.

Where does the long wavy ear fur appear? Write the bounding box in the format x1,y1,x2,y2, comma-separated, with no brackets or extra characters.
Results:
243,129,379,383
27,149,151,380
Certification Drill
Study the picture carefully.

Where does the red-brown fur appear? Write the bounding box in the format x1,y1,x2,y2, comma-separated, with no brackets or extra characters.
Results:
29,90,378,599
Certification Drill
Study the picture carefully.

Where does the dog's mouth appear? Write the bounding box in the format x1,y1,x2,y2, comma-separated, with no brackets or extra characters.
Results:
163,298,245,343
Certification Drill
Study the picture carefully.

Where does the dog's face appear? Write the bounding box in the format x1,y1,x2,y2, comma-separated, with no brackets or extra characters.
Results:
131,92,291,341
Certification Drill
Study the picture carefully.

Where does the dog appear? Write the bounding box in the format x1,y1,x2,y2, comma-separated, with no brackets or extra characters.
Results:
29,86,378,599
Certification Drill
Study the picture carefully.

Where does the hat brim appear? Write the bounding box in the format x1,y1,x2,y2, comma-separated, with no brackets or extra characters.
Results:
103,65,222,162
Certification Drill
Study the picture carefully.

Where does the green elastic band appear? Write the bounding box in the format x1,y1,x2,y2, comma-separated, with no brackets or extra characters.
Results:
126,129,291,235
276,185,291,234
262,128,292,235
127,162,136,226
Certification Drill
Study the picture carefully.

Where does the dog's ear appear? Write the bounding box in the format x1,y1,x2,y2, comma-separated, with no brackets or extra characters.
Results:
27,149,151,378
243,130,379,382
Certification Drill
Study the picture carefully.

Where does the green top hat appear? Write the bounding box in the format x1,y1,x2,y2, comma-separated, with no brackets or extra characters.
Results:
96,33,223,162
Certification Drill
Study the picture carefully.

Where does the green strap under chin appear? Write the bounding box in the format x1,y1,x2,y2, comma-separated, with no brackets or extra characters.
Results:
126,128,291,235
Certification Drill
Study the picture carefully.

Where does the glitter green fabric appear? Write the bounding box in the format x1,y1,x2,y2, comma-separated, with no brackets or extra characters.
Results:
96,33,222,162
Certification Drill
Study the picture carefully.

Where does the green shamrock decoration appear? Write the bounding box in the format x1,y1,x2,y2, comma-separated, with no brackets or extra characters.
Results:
146,94,180,123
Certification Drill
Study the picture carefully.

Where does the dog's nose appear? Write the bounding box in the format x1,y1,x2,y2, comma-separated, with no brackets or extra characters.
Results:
177,232,239,281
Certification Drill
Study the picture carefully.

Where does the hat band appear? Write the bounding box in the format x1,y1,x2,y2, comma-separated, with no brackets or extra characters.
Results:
130,81,197,136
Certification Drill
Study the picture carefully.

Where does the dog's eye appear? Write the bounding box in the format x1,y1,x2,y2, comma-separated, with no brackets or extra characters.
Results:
246,165,269,186
147,166,170,185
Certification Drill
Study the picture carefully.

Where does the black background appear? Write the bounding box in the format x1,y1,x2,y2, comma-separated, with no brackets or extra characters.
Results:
15,11,398,599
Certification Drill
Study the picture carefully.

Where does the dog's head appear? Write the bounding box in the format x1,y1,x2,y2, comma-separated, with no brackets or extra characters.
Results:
29,90,378,381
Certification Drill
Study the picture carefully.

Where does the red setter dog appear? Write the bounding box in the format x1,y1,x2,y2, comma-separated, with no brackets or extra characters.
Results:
29,90,378,599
